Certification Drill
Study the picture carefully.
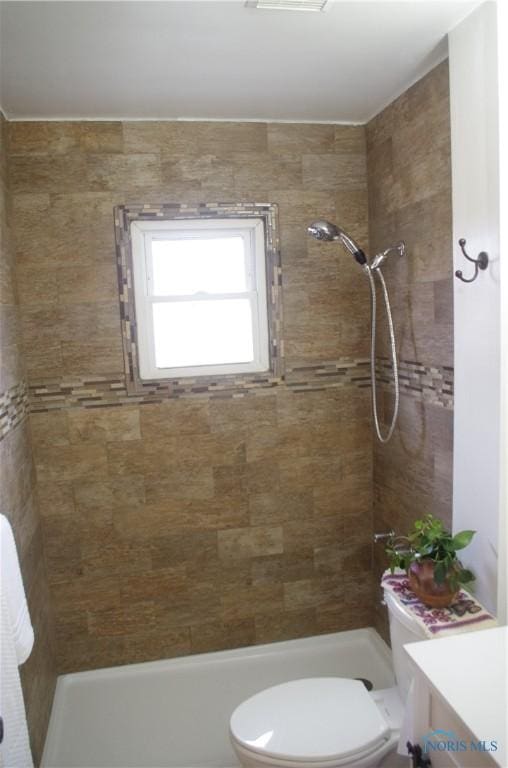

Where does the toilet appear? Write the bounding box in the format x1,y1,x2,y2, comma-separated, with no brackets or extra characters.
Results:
230,588,425,768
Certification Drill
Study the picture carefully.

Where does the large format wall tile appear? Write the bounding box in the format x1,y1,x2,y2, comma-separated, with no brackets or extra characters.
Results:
27,387,374,672
9,62,454,675
8,117,376,673
366,61,453,640
0,112,57,764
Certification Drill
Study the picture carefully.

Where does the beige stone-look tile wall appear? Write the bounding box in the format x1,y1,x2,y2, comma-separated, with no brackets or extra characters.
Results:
0,113,57,763
366,61,454,639
9,119,375,672
10,121,370,380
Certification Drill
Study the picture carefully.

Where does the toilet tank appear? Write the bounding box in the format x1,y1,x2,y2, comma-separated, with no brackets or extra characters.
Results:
384,590,427,703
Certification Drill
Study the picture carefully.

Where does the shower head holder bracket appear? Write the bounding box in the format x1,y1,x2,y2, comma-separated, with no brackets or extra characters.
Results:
370,240,406,271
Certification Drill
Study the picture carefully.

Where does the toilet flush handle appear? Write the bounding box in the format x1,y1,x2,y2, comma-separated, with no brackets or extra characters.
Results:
373,530,395,543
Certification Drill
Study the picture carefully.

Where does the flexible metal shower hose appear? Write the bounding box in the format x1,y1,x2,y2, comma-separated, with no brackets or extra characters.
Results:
365,265,399,443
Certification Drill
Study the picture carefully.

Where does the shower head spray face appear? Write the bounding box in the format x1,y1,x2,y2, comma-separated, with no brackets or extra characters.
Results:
307,220,341,242
307,220,368,266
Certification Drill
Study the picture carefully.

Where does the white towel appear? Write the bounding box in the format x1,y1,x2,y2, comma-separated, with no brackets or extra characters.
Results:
0,515,34,665
0,589,34,768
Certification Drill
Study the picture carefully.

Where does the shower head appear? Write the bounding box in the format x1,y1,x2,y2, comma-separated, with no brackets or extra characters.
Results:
307,220,341,242
307,220,368,266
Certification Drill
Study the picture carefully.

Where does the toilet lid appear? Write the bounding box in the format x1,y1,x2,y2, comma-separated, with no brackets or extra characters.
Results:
230,678,390,763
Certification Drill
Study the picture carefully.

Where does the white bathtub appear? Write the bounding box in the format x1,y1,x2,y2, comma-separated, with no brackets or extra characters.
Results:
42,628,395,768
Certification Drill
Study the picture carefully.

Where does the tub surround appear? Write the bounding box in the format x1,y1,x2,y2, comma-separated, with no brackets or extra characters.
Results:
9,120,375,673
366,61,454,640
0,112,58,763
3,62,454,703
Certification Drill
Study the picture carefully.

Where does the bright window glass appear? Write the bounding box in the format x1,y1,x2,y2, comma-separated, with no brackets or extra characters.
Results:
151,236,248,296
152,299,254,368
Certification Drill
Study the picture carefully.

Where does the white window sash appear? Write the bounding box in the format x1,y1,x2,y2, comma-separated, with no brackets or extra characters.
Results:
130,218,269,380
144,292,255,303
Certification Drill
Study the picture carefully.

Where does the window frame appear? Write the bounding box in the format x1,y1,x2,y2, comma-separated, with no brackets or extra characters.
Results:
114,202,284,398
130,218,270,379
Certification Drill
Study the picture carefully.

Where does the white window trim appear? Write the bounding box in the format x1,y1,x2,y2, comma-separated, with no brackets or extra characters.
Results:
130,218,270,380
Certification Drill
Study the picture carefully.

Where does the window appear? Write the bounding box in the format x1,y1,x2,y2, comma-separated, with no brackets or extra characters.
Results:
115,203,282,395
131,218,269,380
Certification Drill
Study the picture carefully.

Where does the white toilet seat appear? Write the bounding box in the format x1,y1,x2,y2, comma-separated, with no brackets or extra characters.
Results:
230,678,394,768
232,734,399,768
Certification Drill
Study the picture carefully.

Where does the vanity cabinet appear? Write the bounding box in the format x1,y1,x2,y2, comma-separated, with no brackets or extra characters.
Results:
404,627,506,768
421,686,497,767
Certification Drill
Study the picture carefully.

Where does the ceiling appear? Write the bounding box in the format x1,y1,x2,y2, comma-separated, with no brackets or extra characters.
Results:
0,0,480,123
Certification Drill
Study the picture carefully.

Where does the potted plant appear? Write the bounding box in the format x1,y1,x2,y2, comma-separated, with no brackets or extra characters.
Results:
385,514,476,608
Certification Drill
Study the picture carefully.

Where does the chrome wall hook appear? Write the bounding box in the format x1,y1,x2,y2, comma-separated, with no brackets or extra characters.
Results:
455,238,489,283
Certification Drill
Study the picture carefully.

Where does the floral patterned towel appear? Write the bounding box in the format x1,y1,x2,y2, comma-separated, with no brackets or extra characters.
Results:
381,571,497,638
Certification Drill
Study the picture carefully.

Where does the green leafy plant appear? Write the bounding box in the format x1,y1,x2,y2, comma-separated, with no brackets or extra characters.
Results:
385,514,476,591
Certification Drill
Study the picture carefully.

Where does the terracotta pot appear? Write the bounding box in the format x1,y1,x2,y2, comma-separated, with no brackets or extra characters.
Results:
408,559,459,608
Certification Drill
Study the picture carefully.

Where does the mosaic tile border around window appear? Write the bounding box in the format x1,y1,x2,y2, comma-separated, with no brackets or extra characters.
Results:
26,358,453,413
114,202,284,397
0,381,29,441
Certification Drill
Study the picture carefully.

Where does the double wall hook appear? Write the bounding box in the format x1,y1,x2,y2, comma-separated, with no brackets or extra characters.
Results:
455,238,489,283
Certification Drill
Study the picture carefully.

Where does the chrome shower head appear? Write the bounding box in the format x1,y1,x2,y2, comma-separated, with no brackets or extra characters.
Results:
307,220,341,242
307,220,368,266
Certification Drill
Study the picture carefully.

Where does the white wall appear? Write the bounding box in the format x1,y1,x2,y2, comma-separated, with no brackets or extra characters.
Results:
496,0,507,625
449,2,500,615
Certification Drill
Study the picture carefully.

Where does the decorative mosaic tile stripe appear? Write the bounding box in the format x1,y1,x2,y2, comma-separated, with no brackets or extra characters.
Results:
376,358,454,409
28,359,370,411
29,373,281,411
285,359,371,392
29,376,276,409
27,358,454,412
0,381,29,440
29,376,131,412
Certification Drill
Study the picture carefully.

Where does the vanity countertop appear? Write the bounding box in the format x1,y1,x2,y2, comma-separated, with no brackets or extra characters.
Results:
405,625,507,768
